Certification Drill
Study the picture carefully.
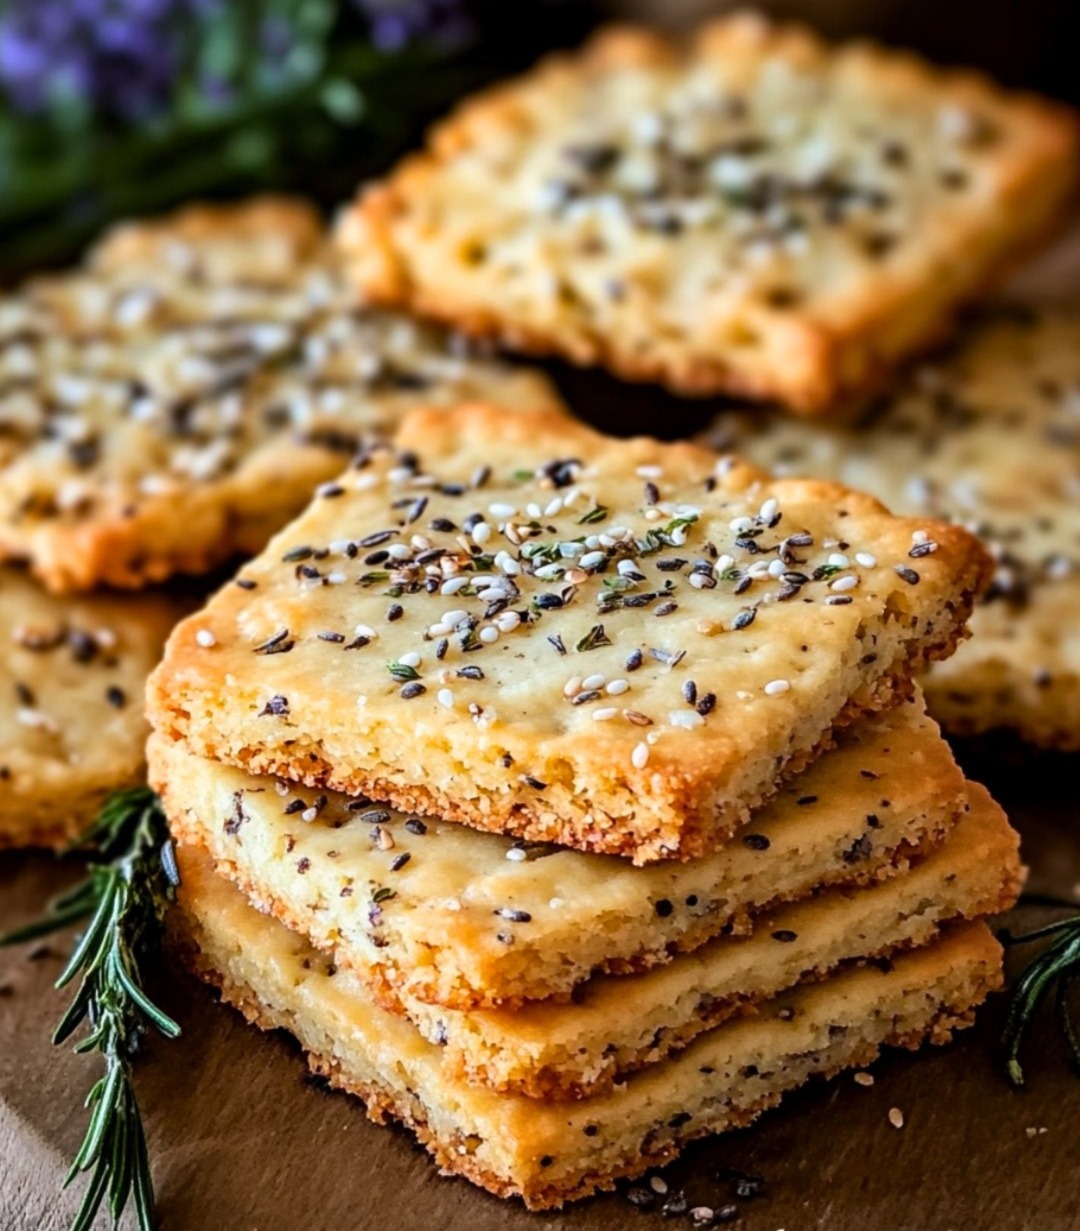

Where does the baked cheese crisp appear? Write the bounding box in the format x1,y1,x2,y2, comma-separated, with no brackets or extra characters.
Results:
0,198,561,592
341,13,1078,413
148,403,990,862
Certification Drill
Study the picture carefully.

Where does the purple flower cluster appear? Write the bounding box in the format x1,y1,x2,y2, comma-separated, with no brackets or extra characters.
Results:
352,0,473,53
0,0,220,121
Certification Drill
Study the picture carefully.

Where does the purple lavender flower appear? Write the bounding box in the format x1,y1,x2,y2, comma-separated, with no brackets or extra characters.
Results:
351,0,473,53
0,0,222,121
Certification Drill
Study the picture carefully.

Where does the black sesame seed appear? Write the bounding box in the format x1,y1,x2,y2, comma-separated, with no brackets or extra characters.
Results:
625,648,644,671
696,693,716,716
522,775,548,790
405,818,427,835
571,689,602,706
742,833,770,850
654,601,678,616
317,631,346,643
387,603,404,622
282,545,314,563
400,681,426,699
909,541,937,558
771,929,798,943
457,666,485,680
682,680,698,705
732,608,756,631
105,686,127,709
895,566,920,585
390,852,412,872
235,577,257,590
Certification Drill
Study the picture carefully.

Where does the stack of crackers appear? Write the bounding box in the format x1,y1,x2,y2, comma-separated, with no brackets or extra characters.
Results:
4,6,1077,1211
148,403,1021,1206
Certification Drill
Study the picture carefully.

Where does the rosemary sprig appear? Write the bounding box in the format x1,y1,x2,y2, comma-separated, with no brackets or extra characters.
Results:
1001,909,1080,1086
1,787,180,1231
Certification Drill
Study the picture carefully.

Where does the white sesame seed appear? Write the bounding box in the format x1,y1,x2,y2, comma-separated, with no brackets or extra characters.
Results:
398,651,421,668
593,707,619,721
495,612,521,633
828,553,850,568
580,551,606,569
387,544,412,559
669,710,705,729
301,807,318,823
631,742,650,768
479,626,499,644
688,573,711,589
471,521,492,545
441,576,469,596
495,551,520,576
488,502,516,519
544,497,563,517
563,675,582,697
912,529,929,544
195,629,217,648
326,571,347,584
768,559,786,578
582,673,606,690
505,847,527,862
635,464,663,478
606,679,629,696
888,1107,905,1129
644,508,662,521
764,679,791,696
437,688,454,709
730,515,754,533
759,497,779,522
855,552,877,568
534,563,563,580
617,558,641,576
442,609,468,626
354,624,377,640
830,575,858,592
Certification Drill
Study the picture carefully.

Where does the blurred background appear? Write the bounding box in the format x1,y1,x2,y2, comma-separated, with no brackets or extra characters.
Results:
0,0,1077,274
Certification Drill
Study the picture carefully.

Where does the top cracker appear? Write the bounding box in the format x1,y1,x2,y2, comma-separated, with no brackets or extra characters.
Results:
0,197,560,593
148,403,989,862
340,12,1079,414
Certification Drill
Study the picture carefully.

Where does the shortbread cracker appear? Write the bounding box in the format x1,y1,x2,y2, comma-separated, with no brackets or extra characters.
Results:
175,847,1003,1209
176,785,1018,1098
0,568,182,848
0,198,561,593
702,309,1080,748
341,13,1078,413
148,404,990,862
151,698,966,1009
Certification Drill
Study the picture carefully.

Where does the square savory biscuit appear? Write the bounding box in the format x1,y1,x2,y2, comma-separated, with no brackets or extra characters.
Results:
340,13,1079,414
0,198,562,593
177,784,1018,1099
151,698,967,1010
701,309,1080,749
0,567,183,849
175,847,1003,1209
148,403,991,862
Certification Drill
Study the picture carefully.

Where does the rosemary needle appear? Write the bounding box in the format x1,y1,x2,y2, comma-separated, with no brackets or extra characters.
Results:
1000,910,1080,1087
1,787,180,1231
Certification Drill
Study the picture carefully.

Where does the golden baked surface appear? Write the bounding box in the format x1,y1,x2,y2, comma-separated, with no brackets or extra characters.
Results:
0,197,561,592
151,698,967,1009
0,568,181,849
702,309,1080,748
341,13,1078,412
148,403,990,861
175,845,1002,1209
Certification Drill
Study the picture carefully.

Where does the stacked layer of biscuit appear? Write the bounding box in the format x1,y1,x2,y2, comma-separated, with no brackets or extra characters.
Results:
148,403,1020,1207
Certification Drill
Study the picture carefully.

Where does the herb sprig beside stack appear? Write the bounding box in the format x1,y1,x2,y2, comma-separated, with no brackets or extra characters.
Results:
1,788,180,1231
1000,903,1080,1086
